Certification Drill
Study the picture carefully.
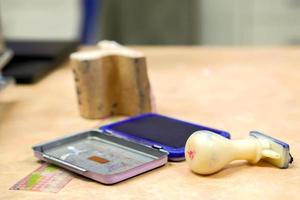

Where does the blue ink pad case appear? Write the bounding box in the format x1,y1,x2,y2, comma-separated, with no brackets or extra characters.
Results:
100,113,231,161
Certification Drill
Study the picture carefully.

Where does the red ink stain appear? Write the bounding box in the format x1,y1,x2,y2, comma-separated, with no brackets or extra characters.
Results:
187,149,195,160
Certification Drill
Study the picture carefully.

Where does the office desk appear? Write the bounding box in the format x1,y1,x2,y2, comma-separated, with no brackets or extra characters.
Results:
0,47,299,199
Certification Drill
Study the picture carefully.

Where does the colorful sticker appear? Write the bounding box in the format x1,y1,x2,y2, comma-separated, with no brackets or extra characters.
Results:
10,163,74,193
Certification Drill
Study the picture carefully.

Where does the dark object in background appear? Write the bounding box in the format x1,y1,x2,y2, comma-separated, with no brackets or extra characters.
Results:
101,0,199,45
0,22,13,91
3,41,78,84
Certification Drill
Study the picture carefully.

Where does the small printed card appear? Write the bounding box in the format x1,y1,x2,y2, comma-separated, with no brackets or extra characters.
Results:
10,163,74,193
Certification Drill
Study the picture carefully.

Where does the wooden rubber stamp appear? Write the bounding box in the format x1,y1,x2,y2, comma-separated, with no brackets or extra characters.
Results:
70,41,153,119
185,130,293,175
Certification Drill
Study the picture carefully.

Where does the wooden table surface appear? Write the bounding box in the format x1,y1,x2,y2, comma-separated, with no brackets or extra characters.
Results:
1,47,300,199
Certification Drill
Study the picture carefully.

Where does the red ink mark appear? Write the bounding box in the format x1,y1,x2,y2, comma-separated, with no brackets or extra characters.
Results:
187,149,195,160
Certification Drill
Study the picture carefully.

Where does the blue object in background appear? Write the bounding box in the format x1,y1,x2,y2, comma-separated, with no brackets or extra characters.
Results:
81,0,101,44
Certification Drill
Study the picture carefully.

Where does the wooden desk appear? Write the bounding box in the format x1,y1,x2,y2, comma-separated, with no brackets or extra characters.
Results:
1,47,299,199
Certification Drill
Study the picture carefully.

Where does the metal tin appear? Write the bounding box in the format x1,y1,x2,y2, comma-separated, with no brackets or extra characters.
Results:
33,130,168,184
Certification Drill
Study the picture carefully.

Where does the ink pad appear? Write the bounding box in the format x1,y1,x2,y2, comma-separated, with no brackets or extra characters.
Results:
100,113,230,161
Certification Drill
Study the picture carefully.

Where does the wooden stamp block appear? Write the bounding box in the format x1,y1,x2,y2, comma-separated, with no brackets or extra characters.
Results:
70,41,153,119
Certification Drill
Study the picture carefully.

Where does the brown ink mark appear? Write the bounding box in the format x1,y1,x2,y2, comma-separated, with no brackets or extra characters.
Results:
76,87,81,95
133,61,143,113
74,75,79,82
97,104,103,111
82,60,90,73
112,102,118,108
72,68,77,75
88,156,109,164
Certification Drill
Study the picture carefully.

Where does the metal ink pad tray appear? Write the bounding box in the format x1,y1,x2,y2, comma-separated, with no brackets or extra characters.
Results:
33,130,168,184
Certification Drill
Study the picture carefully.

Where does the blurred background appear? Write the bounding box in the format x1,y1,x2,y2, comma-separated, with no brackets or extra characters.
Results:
0,0,300,84
1,0,300,45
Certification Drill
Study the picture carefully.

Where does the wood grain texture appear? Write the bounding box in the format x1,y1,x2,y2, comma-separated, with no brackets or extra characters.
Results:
0,46,300,199
70,41,152,119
